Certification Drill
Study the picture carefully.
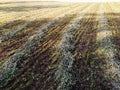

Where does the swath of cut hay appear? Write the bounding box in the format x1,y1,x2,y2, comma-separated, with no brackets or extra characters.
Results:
55,5,94,90
0,2,74,20
0,4,85,43
0,4,87,86
0,17,64,87
0,3,80,28
0,6,88,67
0,3,72,28
106,4,120,88
97,6,120,89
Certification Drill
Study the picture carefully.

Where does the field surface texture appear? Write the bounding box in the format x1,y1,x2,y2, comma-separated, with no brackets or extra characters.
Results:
0,1,120,90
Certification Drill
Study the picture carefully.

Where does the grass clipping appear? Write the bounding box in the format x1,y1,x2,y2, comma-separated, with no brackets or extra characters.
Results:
97,10,120,89
55,7,90,90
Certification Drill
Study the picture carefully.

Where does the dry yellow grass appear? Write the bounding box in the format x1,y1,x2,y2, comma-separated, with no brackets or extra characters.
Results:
0,2,120,90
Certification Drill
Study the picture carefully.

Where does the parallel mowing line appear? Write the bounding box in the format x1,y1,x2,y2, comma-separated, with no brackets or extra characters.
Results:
55,5,94,90
0,4,80,28
0,5,86,43
0,11,52,27
97,6,120,89
0,4,90,87
0,12,36,27
0,16,61,86
106,4,120,88
0,9,45,20
0,4,78,20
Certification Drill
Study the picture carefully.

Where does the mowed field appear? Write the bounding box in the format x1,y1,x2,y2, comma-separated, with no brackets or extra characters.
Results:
0,1,120,90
